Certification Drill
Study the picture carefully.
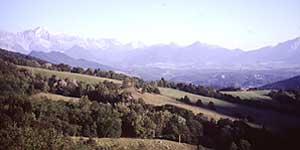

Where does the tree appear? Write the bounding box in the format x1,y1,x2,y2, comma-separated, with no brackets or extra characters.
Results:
71,67,84,74
177,96,192,105
229,142,238,150
121,78,132,88
90,103,122,138
239,139,251,150
56,63,71,72
208,102,216,110
196,99,203,107
162,115,190,142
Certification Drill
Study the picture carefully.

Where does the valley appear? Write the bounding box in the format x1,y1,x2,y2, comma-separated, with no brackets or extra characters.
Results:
1,28,300,88
1,48,300,150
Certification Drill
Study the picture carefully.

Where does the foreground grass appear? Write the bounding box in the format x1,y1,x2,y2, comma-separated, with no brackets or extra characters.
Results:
18,65,122,84
221,90,272,101
72,137,200,150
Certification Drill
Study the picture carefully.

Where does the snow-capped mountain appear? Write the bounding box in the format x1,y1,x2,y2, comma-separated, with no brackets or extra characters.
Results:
0,27,130,53
0,27,300,69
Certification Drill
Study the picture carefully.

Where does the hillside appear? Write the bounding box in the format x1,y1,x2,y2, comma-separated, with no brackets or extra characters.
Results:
157,88,300,130
125,87,235,121
32,86,300,130
2,48,300,149
261,75,300,90
7,55,300,130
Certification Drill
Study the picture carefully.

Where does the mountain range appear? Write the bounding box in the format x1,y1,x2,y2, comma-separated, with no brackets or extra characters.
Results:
1,27,300,88
29,51,113,71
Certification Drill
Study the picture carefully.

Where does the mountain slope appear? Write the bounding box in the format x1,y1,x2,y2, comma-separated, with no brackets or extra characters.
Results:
29,51,113,70
236,37,300,66
261,75,300,90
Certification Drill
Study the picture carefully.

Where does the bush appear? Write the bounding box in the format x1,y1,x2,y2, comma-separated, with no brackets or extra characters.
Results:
196,99,204,107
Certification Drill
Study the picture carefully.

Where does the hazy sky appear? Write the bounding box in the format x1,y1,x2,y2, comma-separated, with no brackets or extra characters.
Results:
0,0,300,50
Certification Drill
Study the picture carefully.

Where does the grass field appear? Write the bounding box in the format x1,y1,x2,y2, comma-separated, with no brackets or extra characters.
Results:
221,90,272,101
126,87,236,121
72,137,200,150
18,65,122,84
159,87,235,107
30,92,80,102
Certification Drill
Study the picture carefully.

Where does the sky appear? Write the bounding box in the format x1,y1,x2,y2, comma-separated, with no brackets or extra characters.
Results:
0,0,300,50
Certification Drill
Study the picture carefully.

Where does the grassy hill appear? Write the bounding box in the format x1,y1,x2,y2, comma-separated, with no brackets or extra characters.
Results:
157,88,300,130
32,87,300,130
18,65,122,84
72,137,201,150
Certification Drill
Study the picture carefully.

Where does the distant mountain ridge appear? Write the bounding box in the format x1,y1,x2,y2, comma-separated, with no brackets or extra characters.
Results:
29,51,113,71
261,75,300,90
1,27,300,88
1,27,299,68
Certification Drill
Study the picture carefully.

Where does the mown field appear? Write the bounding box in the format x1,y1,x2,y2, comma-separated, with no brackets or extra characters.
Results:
30,92,80,102
159,87,235,106
71,137,200,150
221,90,272,101
127,87,235,121
18,65,122,84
